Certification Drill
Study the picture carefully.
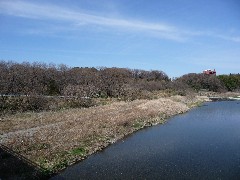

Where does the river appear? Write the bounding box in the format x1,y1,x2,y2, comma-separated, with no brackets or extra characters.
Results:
52,101,240,179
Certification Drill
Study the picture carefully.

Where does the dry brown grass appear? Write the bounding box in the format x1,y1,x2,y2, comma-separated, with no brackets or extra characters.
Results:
0,95,207,173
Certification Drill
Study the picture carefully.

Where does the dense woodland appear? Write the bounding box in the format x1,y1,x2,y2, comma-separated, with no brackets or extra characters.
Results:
0,61,170,97
0,61,239,113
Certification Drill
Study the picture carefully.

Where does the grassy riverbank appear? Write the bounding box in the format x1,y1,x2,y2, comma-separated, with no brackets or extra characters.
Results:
0,94,209,175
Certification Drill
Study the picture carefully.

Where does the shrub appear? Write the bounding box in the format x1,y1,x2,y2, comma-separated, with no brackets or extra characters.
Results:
0,96,49,114
61,97,95,109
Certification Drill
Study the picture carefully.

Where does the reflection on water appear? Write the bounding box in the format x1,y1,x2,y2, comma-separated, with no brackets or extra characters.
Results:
52,101,240,180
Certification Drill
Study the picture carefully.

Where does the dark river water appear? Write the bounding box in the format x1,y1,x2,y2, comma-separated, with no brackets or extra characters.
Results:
52,101,240,180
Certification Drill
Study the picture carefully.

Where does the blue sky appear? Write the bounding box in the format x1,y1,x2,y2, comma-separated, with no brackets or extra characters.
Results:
0,0,240,77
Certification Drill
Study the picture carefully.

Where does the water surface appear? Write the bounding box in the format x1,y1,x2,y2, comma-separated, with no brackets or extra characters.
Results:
52,101,240,179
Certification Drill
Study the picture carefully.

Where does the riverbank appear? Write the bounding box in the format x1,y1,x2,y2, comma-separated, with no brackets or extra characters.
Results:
52,100,240,180
0,94,209,175
204,92,240,101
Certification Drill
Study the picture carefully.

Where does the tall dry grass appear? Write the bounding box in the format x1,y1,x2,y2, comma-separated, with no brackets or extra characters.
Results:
0,95,206,172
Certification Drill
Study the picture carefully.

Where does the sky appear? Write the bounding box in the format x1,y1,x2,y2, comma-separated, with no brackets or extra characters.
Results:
0,0,240,78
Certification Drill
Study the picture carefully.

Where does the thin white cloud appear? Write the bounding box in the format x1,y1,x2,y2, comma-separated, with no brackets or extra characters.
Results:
0,1,178,37
0,0,239,42
214,35,240,43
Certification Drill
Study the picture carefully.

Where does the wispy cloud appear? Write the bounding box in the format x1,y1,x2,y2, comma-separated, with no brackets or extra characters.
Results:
0,1,178,37
213,35,240,43
0,0,239,42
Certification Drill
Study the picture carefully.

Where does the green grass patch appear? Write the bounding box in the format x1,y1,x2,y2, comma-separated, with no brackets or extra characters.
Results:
70,147,86,156
132,121,144,129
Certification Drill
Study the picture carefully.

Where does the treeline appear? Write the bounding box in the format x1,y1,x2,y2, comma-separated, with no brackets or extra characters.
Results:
173,73,226,93
218,74,240,91
0,61,170,98
0,61,170,113
174,73,240,92
0,61,239,114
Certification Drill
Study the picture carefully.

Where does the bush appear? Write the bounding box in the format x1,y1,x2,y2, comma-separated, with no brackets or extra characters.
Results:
0,96,49,114
62,97,95,109
25,96,49,111
0,96,96,115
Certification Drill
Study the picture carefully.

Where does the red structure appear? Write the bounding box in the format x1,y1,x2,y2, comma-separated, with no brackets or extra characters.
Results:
203,69,216,75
